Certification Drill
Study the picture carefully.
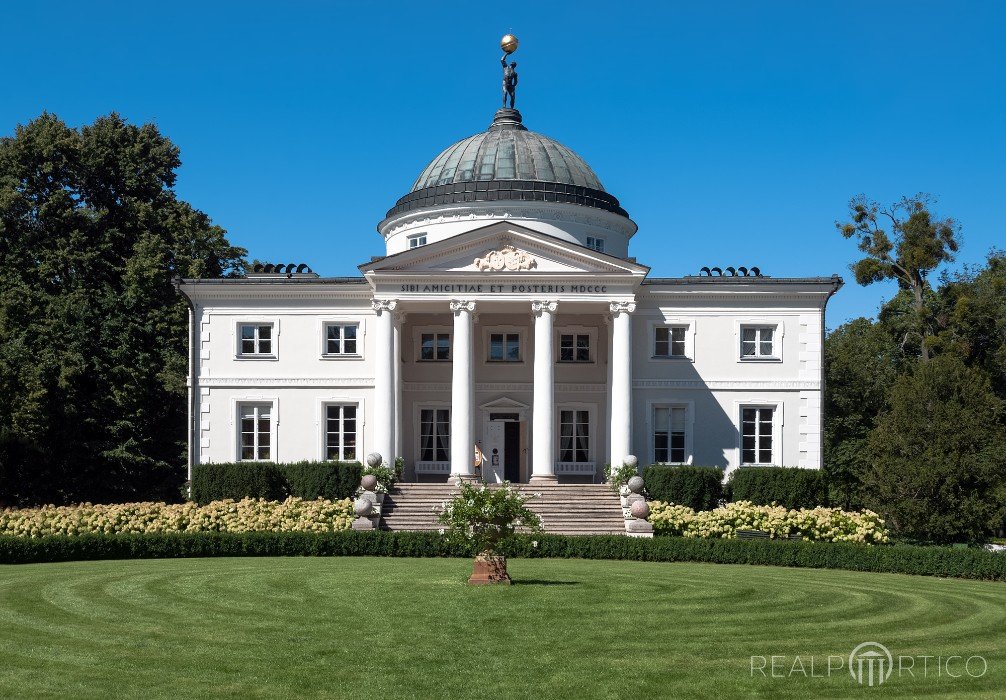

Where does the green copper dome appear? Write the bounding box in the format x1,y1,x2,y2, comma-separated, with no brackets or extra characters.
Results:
411,109,605,191
384,109,629,220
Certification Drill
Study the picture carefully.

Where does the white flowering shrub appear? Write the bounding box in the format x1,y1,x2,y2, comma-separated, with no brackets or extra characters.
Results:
648,500,888,544
0,497,354,538
437,481,542,556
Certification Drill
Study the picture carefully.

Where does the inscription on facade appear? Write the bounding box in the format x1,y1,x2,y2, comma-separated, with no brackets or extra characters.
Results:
398,283,609,295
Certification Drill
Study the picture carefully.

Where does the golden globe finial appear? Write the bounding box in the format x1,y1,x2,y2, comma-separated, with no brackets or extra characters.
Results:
501,34,519,54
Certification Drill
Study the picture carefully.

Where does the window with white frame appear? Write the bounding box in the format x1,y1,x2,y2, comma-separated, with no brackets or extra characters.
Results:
408,233,427,248
559,333,591,362
420,332,451,361
741,407,775,465
488,332,521,362
324,323,359,356
559,409,590,463
239,323,274,356
740,325,777,359
419,408,450,461
654,326,687,358
586,236,605,253
654,406,687,463
325,404,357,461
238,403,272,461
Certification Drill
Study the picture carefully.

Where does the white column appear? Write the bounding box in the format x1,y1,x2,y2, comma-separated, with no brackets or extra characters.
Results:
393,311,405,460
530,300,558,483
609,301,635,467
372,299,397,466
449,299,476,482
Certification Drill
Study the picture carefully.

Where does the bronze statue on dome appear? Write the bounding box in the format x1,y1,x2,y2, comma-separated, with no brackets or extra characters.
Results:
500,34,519,109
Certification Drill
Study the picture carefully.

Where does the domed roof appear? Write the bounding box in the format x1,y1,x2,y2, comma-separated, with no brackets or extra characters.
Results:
411,109,605,192
384,109,628,220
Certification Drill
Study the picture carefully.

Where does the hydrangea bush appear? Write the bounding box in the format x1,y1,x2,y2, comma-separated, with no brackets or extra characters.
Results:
648,500,888,544
0,497,354,538
437,481,543,556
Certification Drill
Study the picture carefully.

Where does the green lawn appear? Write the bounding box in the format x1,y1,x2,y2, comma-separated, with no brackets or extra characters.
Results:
0,558,1003,698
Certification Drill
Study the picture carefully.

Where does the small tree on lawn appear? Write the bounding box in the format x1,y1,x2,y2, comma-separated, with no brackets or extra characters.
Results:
863,354,1006,543
437,481,542,585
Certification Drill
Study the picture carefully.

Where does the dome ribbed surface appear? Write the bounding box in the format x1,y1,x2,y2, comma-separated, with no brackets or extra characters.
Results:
410,109,605,192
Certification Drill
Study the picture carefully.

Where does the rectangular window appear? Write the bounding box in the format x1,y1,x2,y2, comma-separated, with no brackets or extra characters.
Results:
586,236,605,253
488,332,521,362
238,403,272,461
420,332,451,361
559,409,590,463
420,408,450,461
408,233,427,248
741,326,776,358
325,404,357,461
654,406,686,463
654,326,686,357
559,333,590,362
239,324,273,356
741,407,774,465
324,324,359,355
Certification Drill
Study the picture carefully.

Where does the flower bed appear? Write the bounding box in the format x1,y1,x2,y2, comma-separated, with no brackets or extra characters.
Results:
0,498,354,538
648,500,888,544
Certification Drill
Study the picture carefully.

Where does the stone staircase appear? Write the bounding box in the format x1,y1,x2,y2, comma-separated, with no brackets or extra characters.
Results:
380,483,626,536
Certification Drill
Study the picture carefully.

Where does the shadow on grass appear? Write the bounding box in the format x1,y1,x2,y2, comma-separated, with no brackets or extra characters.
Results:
511,579,580,587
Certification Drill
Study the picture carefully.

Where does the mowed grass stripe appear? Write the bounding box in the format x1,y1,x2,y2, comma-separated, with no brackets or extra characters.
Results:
0,558,1003,699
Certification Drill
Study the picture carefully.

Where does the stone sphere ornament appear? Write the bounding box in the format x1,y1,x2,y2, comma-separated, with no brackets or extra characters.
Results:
500,34,519,54
360,474,379,491
366,452,383,468
630,500,650,520
627,475,645,494
353,498,373,517
623,455,639,469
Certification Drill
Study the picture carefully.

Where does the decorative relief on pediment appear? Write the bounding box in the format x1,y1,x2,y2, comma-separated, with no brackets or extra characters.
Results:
474,245,537,272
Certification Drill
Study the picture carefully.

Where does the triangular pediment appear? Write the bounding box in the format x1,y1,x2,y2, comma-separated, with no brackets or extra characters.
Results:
360,222,649,277
479,396,530,411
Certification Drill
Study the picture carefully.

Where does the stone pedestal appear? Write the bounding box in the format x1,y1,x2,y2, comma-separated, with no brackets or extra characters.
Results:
468,554,512,585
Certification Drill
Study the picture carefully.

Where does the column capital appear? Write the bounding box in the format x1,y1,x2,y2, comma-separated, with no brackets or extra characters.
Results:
372,299,398,314
609,300,636,316
531,300,558,316
449,299,477,315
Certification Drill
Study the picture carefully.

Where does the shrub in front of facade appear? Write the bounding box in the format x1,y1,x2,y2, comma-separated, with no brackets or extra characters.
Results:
1,531,1003,581
728,467,828,509
648,500,888,544
282,461,362,501
190,462,362,504
0,498,354,538
643,465,724,510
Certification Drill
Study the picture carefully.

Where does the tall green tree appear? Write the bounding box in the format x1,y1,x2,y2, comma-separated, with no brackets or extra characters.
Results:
836,194,959,361
823,317,901,509
863,354,1006,543
0,113,245,505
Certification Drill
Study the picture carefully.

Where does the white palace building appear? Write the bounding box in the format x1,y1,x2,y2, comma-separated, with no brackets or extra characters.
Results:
178,104,841,486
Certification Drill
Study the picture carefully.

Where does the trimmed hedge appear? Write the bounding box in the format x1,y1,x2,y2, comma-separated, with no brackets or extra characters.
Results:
190,462,362,504
643,465,724,510
1,531,1004,581
728,467,828,509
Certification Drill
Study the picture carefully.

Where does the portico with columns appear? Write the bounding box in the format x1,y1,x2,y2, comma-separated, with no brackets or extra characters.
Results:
361,221,647,484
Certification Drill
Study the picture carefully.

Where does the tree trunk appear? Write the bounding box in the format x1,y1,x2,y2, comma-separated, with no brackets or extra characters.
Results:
912,280,930,362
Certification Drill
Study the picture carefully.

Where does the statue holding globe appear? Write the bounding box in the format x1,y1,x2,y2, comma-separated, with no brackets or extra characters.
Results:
500,34,519,109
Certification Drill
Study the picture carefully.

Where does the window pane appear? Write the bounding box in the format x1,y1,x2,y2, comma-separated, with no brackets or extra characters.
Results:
654,432,668,462
241,339,255,354
241,326,255,340
328,338,341,354
345,326,357,340
258,325,271,340
506,335,520,361
421,334,434,360
259,339,271,354
259,446,270,460
742,328,756,342
760,340,773,356
741,340,756,356
344,339,356,354
489,334,504,361
241,446,254,460
560,346,573,362
437,335,450,360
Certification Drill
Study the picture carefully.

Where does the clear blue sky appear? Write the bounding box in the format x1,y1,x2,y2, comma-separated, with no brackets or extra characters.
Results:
3,1,1003,327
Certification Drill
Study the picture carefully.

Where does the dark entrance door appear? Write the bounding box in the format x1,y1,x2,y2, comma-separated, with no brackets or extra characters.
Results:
504,422,520,482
